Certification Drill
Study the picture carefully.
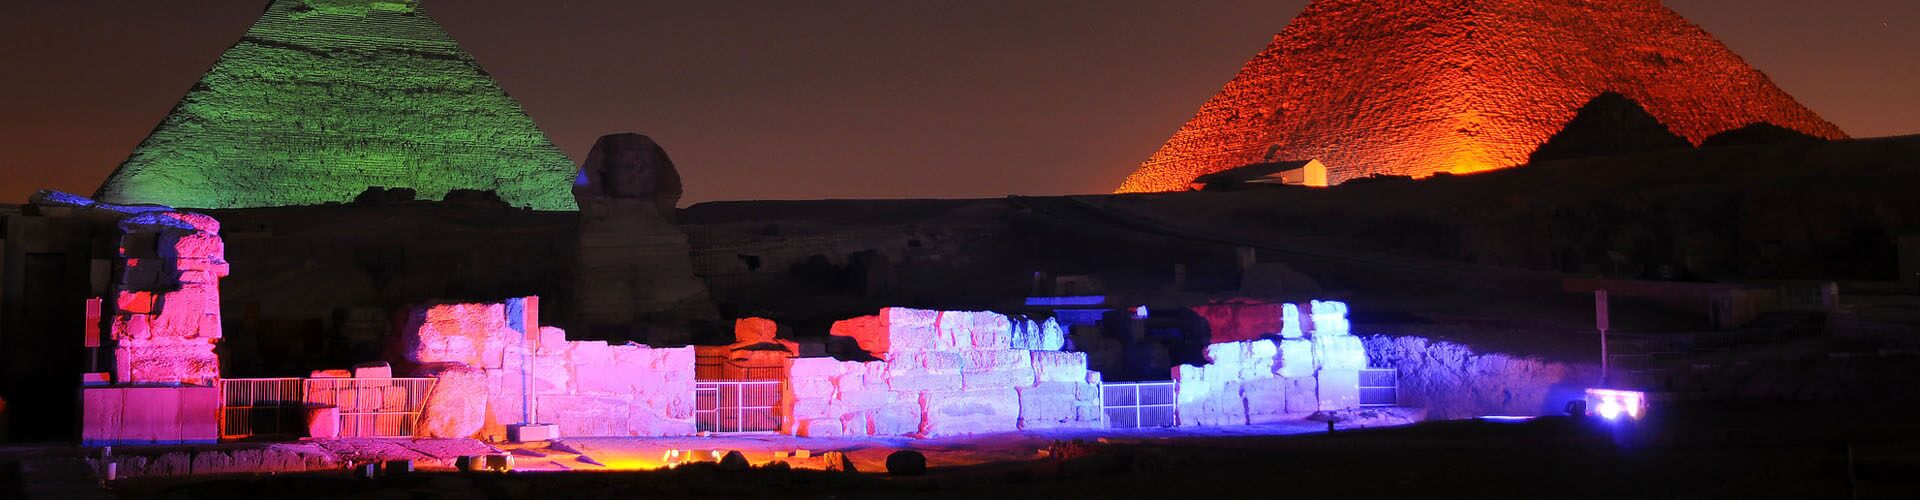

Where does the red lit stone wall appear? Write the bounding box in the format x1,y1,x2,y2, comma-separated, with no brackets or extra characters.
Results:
1117,0,1845,192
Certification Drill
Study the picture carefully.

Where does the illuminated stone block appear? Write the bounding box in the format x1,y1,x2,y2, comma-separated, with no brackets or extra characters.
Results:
1317,369,1361,411
870,402,922,436
940,310,1007,351
416,362,487,439
960,350,1034,390
1276,339,1315,378
919,388,1020,437
1242,377,1291,424
885,352,963,393
830,308,941,355
1313,334,1368,371
1016,382,1103,429
734,317,780,344
1031,351,1088,384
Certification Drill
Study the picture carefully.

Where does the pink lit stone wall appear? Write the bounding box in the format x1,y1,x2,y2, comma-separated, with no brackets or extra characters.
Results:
111,211,230,385
791,308,1100,438
403,299,695,439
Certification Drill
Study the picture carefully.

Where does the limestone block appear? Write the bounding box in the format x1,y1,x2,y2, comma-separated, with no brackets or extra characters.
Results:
1203,342,1246,367
919,388,1020,437
789,357,854,398
1283,376,1319,414
1240,340,1279,380
941,310,1009,351
1277,339,1315,378
113,314,152,340
1310,300,1351,336
789,398,831,421
1172,363,1206,381
830,308,941,355
871,402,922,436
353,362,392,379
417,363,488,439
1242,377,1290,423
1317,369,1361,411
1175,380,1246,427
885,352,963,393
1280,303,1305,339
406,302,512,366
1016,382,1103,429
117,291,157,314
537,327,568,355
839,412,872,436
537,394,629,437
1313,334,1368,371
119,340,220,384
833,389,891,412
1031,351,1088,384
960,350,1035,390
797,418,844,438
735,317,779,344
627,400,696,436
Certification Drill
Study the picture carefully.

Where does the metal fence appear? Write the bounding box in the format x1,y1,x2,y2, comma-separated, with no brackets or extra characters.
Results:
219,377,436,439
219,378,306,439
1358,368,1399,407
1102,381,1176,429
305,378,436,438
696,354,786,381
694,380,783,434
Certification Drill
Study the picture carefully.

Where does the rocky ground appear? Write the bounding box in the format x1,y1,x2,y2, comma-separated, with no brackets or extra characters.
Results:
86,401,1920,499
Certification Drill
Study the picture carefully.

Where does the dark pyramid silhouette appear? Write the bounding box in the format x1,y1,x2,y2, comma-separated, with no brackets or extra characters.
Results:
1529,92,1692,163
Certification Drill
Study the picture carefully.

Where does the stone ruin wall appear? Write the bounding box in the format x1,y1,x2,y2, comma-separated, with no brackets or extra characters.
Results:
110,211,231,385
1362,335,1598,420
788,308,1100,438
404,299,696,440
1116,0,1845,193
1174,301,1369,426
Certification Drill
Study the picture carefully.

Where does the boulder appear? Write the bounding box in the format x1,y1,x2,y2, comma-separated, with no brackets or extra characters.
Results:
416,363,487,438
886,450,927,476
734,317,780,345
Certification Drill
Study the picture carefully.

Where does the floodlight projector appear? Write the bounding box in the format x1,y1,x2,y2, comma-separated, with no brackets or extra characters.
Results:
1583,388,1648,421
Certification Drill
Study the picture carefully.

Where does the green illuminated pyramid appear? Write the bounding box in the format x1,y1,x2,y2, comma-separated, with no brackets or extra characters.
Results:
96,0,579,210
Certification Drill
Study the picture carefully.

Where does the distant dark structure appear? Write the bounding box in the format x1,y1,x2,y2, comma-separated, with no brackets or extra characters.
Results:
1529,92,1693,163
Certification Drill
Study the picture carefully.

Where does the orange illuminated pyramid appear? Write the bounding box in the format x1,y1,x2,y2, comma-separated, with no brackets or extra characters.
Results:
1115,0,1845,193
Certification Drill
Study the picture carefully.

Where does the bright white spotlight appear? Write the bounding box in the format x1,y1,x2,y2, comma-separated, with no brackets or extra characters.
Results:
1584,388,1648,421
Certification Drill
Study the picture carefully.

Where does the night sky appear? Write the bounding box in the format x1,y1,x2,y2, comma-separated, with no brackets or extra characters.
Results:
2,1,1915,205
